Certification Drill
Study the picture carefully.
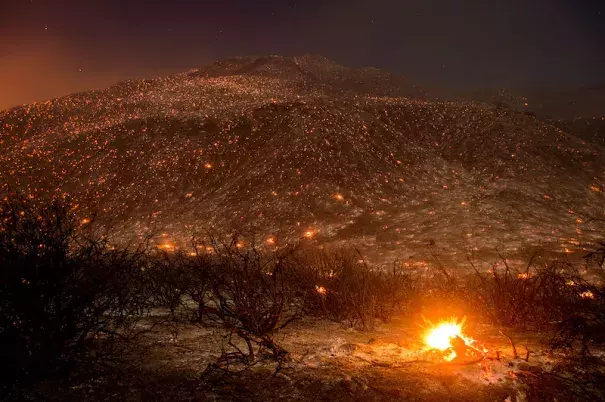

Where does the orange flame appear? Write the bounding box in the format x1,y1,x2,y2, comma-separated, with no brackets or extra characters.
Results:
425,321,464,351
423,317,484,362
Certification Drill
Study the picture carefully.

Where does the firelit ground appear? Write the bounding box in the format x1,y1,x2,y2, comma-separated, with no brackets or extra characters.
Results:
18,315,605,401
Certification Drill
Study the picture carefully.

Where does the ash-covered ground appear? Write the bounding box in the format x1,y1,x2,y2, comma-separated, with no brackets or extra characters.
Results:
22,315,605,401
1,55,604,266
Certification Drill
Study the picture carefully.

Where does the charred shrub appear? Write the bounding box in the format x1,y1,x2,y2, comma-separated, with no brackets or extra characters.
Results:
374,260,417,323
468,256,572,329
550,288,605,356
0,195,149,391
468,249,605,355
204,238,306,368
309,249,415,330
145,248,213,323
146,250,191,316
549,247,605,356
182,250,213,323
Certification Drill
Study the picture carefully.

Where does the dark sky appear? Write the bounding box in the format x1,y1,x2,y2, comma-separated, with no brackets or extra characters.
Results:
1,0,603,110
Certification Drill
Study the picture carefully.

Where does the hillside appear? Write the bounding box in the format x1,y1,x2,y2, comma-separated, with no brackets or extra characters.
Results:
1,55,603,265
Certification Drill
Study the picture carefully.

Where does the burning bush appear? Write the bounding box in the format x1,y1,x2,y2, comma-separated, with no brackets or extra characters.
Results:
422,317,487,363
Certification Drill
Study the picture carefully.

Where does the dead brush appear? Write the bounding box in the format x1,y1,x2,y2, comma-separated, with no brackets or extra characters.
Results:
305,248,415,330
466,248,605,357
145,250,192,317
549,246,605,357
0,194,153,393
468,254,575,330
181,248,213,324
202,237,305,372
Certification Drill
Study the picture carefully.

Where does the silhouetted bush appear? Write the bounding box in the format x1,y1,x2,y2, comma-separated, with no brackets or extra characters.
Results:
146,250,191,315
465,249,605,356
182,249,213,323
0,195,150,392
306,249,415,330
548,246,605,356
202,238,306,370
143,247,214,324
468,256,568,329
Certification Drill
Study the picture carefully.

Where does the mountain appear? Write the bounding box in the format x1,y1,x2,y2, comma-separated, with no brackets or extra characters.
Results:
554,117,605,147
450,84,605,121
1,55,603,266
520,84,605,121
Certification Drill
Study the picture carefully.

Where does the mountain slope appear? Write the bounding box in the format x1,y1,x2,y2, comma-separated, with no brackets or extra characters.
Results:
1,55,603,265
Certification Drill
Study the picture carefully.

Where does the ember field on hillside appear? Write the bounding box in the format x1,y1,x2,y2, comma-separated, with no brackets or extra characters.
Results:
1,55,603,265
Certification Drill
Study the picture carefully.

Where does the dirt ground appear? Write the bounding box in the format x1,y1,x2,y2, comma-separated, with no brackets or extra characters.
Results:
15,316,605,401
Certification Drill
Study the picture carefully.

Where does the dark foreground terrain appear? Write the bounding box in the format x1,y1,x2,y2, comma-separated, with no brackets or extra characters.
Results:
15,316,605,401
2,195,605,401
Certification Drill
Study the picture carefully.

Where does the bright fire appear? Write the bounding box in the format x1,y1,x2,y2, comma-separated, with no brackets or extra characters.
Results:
425,321,464,351
423,317,484,362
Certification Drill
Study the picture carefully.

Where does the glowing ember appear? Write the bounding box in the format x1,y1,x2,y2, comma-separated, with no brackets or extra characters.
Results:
580,290,595,299
315,285,327,295
304,230,315,238
517,272,532,280
334,193,344,201
266,236,276,245
158,243,175,252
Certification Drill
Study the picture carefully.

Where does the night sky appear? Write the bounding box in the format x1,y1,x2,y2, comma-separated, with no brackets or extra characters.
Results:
1,0,603,110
